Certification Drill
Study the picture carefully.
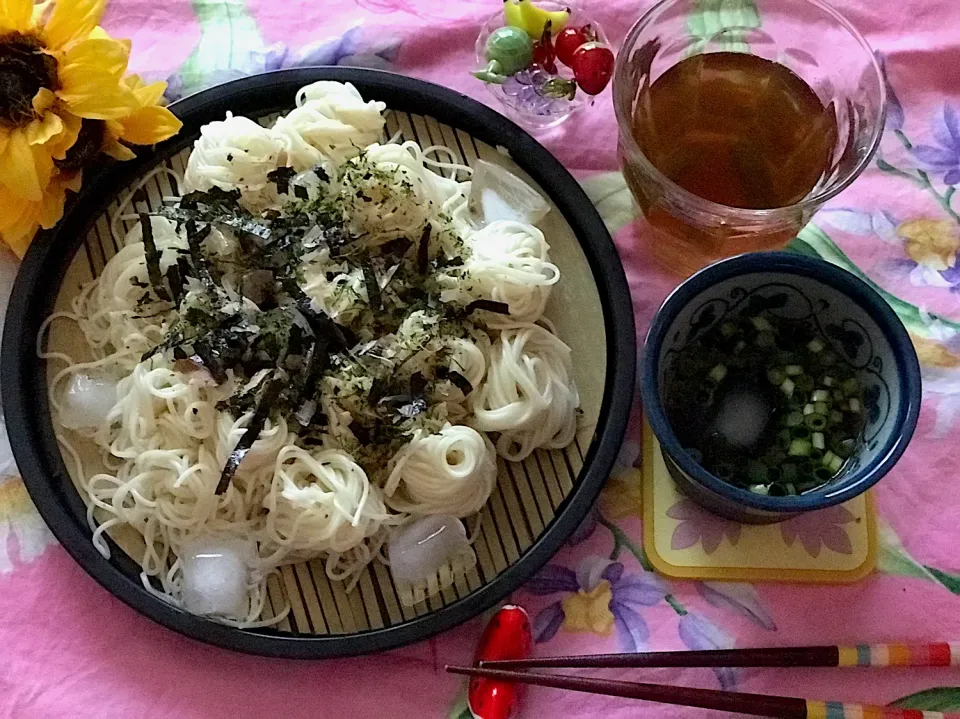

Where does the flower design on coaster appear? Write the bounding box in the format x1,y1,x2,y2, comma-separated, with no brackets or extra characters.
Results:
667,500,742,554
780,505,855,557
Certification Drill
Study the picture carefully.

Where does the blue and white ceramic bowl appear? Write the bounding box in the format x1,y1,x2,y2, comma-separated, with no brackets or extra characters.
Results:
641,252,922,524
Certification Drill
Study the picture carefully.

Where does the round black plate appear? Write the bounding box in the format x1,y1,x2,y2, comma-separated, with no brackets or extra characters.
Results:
1,67,635,658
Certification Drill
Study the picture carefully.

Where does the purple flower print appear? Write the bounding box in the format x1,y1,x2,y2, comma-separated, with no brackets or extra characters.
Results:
667,500,742,554
678,612,739,690
526,557,665,652
911,104,960,185
875,52,904,132
780,505,854,557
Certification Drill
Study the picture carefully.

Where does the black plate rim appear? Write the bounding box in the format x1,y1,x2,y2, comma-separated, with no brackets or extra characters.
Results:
1,67,636,658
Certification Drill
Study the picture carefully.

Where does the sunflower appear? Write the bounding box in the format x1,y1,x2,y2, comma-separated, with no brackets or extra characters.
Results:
0,0,182,257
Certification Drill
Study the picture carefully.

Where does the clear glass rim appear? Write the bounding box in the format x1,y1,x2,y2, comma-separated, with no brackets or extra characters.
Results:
612,0,888,221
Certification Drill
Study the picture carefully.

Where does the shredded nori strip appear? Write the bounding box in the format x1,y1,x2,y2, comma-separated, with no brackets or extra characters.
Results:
397,371,428,419
216,379,284,494
282,279,354,350
313,165,330,183
294,185,309,200
466,299,510,315
193,341,227,384
360,259,382,311
417,223,431,275
267,166,296,195
379,237,412,258
164,263,184,304
183,220,219,292
140,214,170,302
436,365,473,395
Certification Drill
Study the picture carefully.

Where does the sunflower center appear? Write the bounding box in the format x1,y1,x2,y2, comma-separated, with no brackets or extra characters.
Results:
56,120,106,171
0,32,58,128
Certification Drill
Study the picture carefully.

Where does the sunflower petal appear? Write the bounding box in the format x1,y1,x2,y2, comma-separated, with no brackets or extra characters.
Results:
58,73,138,119
58,37,130,78
0,131,43,201
43,0,107,50
38,176,72,228
26,113,64,146
0,0,34,33
0,187,40,258
32,88,56,115
46,111,81,160
118,105,182,145
131,80,167,107
102,135,136,161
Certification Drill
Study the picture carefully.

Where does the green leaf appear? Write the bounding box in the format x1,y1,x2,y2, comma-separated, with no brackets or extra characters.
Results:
579,172,636,237
791,225,960,337
924,565,960,595
448,687,472,719
875,517,939,583
890,687,960,711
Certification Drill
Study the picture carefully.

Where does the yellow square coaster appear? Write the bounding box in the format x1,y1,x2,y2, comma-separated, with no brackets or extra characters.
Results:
641,419,876,583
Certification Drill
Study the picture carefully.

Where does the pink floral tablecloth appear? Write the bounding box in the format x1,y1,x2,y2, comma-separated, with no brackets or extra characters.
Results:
3,1,960,717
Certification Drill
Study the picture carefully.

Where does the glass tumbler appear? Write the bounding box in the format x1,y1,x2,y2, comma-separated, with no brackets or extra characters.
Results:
612,0,886,277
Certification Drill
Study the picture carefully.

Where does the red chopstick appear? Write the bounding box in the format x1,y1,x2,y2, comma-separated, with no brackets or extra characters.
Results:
445,665,960,719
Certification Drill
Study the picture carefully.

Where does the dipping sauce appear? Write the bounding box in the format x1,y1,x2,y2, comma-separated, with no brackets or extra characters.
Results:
662,309,864,496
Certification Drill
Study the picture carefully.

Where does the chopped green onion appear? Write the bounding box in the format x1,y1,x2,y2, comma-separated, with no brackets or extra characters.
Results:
848,398,861,413
785,364,803,376
829,454,843,473
822,376,835,387
784,410,804,427
829,410,844,425
756,331,776,348
795,375,814,393
709,364,728,382
812,389,830,402
822,450,838,467
803,403,815,416
814,401,829,415
751,316,773,332
836,438,857,458
777,429,791,449
789,438,812,456
832,389,845,402
812,432,825,450
747,462,768,483
782,464,798,482
720,322,737,337
842,378,859,396
804,414,827,431
785,483,798,495
767,368,785,385
792,426,811,439
749,484,770,495
780,378,795,397
810,448,824,463
814,466,834,482
807,338,825,353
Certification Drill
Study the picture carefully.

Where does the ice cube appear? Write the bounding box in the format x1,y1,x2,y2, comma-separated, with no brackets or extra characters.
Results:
180,536,253,619
710,384,772,449
467,160,550,228
57,372,118,430
388,515,476,606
